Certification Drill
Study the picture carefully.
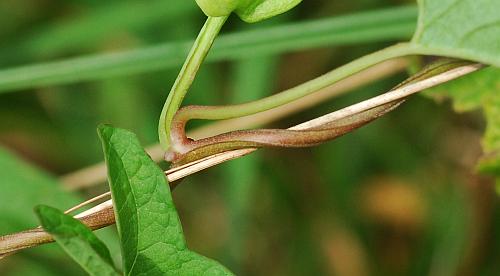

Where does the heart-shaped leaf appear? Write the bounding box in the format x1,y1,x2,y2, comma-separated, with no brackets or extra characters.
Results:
98,125,233,275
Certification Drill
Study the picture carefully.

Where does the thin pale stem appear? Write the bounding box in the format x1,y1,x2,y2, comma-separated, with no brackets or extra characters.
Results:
168,57,478,163
167,43,424,156
0,62,481,258
64,192,111,215
172,43,418,122
61,58,407,190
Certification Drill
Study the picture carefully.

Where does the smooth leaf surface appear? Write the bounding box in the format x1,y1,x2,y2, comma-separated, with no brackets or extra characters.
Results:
35,205,120,276
98,125,233,275
412,0,500,66
425,67,500,182
236,0,302,23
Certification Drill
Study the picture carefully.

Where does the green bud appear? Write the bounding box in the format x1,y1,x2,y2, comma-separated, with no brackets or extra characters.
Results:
195,0,302,23
195,0,238,17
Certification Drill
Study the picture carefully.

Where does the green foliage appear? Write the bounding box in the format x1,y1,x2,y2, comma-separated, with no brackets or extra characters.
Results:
196,0,302,22
17,0,195,58
35,205,120,276
98,125,233,275
426,67,500,182
412,0,500,66
222,49,279,270
412,0,500,191
0,147,86,276
0,5,417,93
0,148,80,233
2,1,500,274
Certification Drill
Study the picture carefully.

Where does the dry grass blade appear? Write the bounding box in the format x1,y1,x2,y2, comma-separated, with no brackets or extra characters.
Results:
0,62,481,258
60,59,408,190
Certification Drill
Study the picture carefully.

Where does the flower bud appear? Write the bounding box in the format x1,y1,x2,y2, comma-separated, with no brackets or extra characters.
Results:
195,0,302,23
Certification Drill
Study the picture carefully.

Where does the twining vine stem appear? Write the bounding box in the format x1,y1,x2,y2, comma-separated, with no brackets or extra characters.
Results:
0,61,482,258
166,59,480,164
61,58,409,190
157,14,425,154
162,42,461,162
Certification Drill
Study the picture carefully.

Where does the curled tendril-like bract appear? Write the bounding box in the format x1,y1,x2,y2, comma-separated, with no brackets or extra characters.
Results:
166,100,403,166
165,59,480,167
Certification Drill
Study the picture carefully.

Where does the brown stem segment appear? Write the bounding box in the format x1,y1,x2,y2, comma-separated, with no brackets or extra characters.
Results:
0,59,482,259
2,98,398,257
0,205,116,259
168,100,403,165
166,59,479,166
0,182,172,259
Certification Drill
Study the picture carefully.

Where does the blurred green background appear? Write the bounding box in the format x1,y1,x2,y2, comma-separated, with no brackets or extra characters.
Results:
0,0,499,275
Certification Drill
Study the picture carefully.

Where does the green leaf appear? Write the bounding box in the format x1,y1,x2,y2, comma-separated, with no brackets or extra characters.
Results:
98,125,233,275
236,0,302,23
412,0,500,66
425,67,500,180
196,0,302,22
479,90,500,175
35,205,120,276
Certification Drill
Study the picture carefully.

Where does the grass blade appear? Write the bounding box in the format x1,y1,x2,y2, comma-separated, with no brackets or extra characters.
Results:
0,5,417,93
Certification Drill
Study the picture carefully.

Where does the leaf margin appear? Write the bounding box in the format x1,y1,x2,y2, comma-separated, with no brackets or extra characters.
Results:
35,204,120,276
98,124,233,275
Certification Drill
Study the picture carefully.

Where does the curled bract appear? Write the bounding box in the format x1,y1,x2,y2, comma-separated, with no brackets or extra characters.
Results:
165,100,404,166
195,0,302,22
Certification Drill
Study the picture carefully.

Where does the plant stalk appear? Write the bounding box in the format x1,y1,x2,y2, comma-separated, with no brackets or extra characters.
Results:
158,16,228,150
0,59,481,259
61,58,408,190
167,43,421,156
167,59,482,164
172,43,418,123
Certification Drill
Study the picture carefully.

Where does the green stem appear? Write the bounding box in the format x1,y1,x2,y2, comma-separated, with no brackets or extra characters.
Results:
158,16,228,150
168,56,477,164
176,43,423,121
169,43,424,156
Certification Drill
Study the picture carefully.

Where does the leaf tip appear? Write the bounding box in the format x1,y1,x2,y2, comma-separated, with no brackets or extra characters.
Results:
33,204,45,217
34,204,61,232
34,204,55,217
97,124,113,139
